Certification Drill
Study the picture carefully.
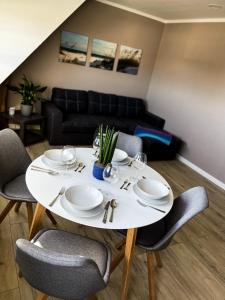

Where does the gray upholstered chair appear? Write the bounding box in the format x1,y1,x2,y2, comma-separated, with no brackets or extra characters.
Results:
116,131,143,157
16,228,111,300
0,128,56,229
116,186,208,300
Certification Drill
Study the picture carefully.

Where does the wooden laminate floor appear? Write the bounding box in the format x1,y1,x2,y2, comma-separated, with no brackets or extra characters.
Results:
0,140,225,300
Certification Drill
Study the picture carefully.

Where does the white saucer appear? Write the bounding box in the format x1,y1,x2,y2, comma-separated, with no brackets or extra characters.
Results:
133,185,169,206
60,196,105,218
42,156,77,170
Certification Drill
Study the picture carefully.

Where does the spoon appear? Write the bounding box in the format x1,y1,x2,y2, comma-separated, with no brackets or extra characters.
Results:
75,162,83,172
109,199,117,222
78,165,86,173
120,179,128,189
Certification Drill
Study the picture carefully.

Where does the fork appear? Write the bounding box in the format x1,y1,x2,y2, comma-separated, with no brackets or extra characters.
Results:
31,166,59,175
128,159,133,167
124,182,131,190
49,187,65,207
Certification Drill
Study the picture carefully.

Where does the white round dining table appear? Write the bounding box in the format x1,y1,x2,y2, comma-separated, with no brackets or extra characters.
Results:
26,147,173,300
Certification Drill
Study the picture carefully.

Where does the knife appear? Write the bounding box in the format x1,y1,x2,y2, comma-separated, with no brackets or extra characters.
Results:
102,201,110,223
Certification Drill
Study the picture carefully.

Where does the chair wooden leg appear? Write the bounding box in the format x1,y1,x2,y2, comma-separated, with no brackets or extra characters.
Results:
154,252,163,268
14,202,22,212
26,203,34,230
111,246,125,273
45,209,57,225
115,239,126,250
88,295,98,300
0,201,16,223
146,251,156,300
36,292,48,300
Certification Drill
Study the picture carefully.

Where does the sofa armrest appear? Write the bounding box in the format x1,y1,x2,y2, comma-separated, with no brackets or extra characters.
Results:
143,111,165,129
42,102,63,143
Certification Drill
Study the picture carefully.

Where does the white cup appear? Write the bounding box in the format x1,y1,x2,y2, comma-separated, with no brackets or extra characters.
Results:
9,107,16,116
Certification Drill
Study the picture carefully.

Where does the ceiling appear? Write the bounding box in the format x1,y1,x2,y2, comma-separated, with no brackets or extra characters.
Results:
98,0,225,22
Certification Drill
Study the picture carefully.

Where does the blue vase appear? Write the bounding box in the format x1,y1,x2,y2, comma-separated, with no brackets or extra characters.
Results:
92,162,105,180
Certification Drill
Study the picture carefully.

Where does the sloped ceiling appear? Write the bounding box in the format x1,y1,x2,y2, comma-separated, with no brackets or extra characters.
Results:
0,0,86,84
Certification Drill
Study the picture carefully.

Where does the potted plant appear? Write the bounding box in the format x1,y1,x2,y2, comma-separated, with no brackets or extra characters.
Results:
7,75,47,117
93,125,118,180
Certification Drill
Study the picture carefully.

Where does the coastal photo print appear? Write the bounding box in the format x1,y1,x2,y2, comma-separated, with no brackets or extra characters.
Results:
90,38,117,71
58,31,89,66
117,45,142,75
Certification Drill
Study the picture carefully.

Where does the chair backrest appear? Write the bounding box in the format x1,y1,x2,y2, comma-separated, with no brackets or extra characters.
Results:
150,186,209,250
116,131,143,157
0,129,31,191
16,238,106,299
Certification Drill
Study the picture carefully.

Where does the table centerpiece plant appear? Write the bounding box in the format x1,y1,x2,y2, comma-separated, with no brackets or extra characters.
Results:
6,75,47,117
93,124,118,180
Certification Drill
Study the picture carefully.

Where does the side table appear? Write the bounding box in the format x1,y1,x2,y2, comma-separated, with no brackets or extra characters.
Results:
0,111,45,146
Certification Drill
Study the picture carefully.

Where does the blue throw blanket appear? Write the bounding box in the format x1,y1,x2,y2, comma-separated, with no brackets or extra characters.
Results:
134,126,172,146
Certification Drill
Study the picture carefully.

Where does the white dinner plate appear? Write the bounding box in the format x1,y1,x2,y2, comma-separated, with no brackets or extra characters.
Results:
136,178,169,200
112,149,128,162
44,149,76,166
64,185,103,211
112,157,130,166
60,196,105,218
41,156,77,170
133,184,169,206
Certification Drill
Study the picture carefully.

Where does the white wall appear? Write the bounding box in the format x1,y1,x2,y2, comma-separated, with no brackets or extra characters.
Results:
147,23,225,184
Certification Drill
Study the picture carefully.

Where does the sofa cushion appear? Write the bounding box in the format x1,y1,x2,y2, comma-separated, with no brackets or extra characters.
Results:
117,96,145,118
88,91,118,115
52,88,88,113
62,114,133,134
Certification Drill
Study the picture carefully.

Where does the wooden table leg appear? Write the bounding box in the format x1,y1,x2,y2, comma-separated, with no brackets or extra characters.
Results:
120,228,137,300
29,203,46,240
36,292,48,300
110,246,125,273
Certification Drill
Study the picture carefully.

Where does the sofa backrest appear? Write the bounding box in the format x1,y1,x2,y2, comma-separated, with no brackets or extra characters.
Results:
88,91,118,115
117,95,145,118
52,88,88,113
51,88,146,117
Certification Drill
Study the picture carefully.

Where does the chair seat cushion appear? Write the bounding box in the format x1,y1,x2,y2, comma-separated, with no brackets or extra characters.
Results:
118,219,166,248
33,229,110,277
3,174,36,202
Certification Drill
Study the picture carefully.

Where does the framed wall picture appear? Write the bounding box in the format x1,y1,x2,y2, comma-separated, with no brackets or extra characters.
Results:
90,38,117,71
117,45,142,75
58,31,89,66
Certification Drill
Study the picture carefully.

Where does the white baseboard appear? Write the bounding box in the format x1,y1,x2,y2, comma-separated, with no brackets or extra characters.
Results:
177,155,225,190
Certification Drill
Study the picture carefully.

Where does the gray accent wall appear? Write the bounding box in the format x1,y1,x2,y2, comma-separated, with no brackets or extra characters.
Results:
147,23,225,183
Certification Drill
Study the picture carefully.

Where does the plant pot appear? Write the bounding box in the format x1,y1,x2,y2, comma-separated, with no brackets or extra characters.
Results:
92,162,105,180
21,104,32,117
